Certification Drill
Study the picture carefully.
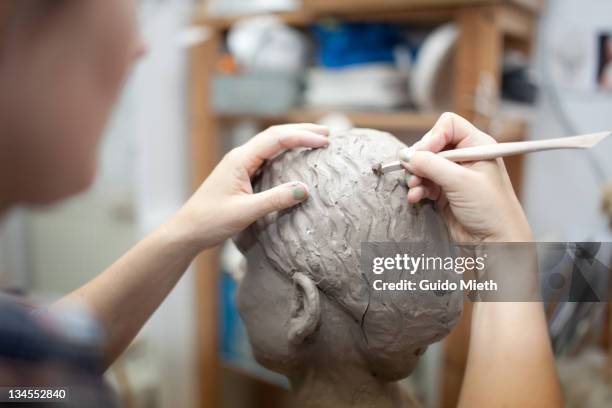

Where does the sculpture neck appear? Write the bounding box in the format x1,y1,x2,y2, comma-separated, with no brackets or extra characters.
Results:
290,366,407,408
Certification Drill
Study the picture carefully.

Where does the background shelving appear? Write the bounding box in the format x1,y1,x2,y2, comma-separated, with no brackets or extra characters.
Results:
191,1,542,407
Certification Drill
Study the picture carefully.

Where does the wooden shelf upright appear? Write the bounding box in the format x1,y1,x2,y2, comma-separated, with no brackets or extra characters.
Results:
190,1,543,407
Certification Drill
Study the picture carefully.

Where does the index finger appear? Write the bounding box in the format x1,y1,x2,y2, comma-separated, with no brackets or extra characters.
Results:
412,112,495,153
241,124,329,176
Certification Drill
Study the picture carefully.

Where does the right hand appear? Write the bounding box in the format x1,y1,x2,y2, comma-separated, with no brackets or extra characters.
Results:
401,112,532,243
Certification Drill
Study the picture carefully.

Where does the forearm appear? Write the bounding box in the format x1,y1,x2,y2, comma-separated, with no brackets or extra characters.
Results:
54,218,199,369
458,302,563,408
458,247,563,408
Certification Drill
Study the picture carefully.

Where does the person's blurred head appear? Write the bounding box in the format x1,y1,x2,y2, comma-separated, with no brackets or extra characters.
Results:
237,129,462,383
0,0,145,209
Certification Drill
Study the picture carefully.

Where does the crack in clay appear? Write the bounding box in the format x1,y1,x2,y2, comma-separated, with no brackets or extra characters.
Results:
359,272,372,346
374,171,382,190
390,179,402,194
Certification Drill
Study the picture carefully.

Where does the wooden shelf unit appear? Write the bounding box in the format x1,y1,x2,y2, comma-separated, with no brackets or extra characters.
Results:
190,1,541,407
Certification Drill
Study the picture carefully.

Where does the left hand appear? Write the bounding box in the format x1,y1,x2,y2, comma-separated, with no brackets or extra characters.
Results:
167,123,329,254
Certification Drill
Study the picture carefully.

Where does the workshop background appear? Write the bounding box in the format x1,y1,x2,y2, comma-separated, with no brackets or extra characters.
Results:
0,0,611,407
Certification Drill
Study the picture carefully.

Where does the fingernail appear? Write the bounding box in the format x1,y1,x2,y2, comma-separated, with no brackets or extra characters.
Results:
315,135,330,146
291,184,307,201
404,172,412,187
399,147,412,163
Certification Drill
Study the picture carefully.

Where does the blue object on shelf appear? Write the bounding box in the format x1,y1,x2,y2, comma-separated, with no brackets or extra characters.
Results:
219,270,288,386
220,271,241,358
313,22,403,68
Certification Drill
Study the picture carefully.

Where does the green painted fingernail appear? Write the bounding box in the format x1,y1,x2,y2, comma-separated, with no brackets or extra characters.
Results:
292,186,307,200
404,173,412,186
399,147,412,162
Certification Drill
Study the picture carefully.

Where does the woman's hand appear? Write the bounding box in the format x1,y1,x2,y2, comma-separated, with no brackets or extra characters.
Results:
169,123,329,254
401,112,532,242
403,114,562,408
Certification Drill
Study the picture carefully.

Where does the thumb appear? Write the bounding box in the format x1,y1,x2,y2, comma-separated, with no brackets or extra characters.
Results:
406,151,471,192
246,181,309,220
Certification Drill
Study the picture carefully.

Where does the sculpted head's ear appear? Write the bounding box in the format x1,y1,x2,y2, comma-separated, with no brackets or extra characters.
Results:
288,272,321,345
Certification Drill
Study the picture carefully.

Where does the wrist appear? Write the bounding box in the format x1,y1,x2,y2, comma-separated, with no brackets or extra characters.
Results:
488,229,533,242
471,302,547,339
158,211,206,259
486,212,533,242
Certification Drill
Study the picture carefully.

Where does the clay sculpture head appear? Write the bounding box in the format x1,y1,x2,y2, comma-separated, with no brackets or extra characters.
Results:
236,129,462,407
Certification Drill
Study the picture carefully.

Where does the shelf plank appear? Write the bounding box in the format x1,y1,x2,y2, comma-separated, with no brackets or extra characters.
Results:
286,109,440,130
217,109,441,131
493,115,528,143
196,9,453,30
195,0,542,30
196,10,315,29
304,0,478,13
216,109,529,139
303,0,543,14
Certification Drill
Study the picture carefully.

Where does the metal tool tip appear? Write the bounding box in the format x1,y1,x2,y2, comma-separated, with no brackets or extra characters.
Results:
372,163,383,176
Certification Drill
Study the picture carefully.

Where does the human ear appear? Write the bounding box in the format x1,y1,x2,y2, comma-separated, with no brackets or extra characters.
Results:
288,272,321,345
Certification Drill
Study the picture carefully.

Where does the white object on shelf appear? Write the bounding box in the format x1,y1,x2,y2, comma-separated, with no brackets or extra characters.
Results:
304,64,409,110
316,113,354,132
221,240,247,284
227,15,309,73
411,23,458,111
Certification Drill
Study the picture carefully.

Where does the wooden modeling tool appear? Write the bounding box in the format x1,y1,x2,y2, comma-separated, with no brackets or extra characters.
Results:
372,130,612,175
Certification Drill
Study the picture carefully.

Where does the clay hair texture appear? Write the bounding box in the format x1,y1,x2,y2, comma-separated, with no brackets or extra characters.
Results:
245,129,462,354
